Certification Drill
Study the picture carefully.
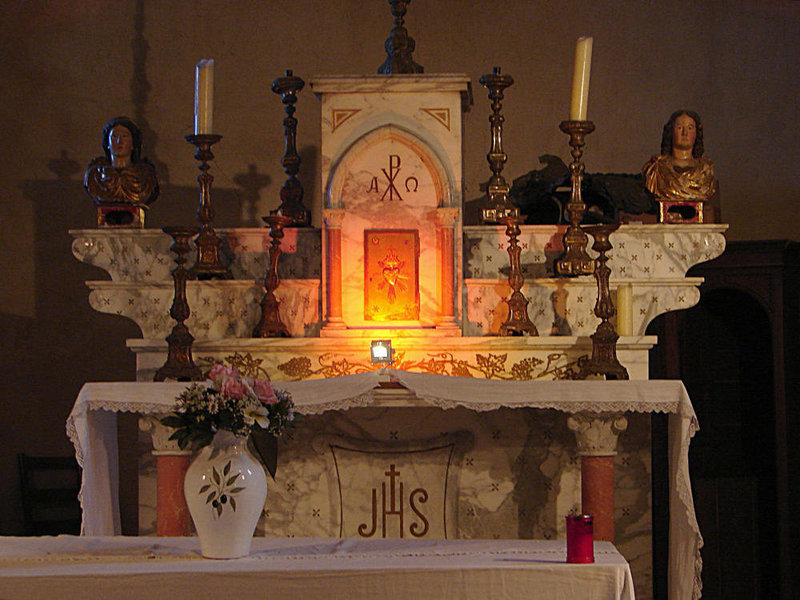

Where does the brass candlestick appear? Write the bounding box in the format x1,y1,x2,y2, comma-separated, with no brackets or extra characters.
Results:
154,226,204,382
579,224,629,380
253,213,293,338
272,70,310,226
497,213,538,336
185,133,231,280
556,120,596,277
479,67,537,336
377,0,424,74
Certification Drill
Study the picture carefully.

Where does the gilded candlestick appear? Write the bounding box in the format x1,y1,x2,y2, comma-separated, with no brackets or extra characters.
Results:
480,67,537,336
556,120,595,277
185,133,231,280
497,213,538,336
253,213,293,338
377,0,424,74
579,224,629,380
272,70,310,226
154,226,204,382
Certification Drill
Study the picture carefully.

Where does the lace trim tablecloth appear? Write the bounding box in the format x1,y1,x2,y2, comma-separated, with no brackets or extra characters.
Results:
65,369,700,599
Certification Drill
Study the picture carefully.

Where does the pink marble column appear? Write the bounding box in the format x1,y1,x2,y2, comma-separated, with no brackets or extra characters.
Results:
567,412,628,542
140,416,193,536
434,207,460,331
323,209,346,331
156,455,192,536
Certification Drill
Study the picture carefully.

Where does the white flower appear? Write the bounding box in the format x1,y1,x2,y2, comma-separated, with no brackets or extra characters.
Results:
245,404,270,429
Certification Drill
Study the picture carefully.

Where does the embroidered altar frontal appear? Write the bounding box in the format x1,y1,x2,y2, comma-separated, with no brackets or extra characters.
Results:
137,404,654,591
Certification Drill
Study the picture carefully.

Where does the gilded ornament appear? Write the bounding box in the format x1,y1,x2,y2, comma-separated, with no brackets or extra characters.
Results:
275,351,587,382
642,110,719,222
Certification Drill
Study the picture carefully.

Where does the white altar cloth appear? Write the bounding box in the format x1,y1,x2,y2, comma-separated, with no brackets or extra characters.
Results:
66,368,701,599
0,536,634,600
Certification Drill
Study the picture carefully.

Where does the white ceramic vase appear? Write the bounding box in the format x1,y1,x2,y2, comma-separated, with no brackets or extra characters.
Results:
184,430,267,558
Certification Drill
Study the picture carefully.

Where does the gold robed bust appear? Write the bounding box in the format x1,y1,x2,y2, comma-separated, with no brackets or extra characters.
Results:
642,110,719,222
84,116,159,227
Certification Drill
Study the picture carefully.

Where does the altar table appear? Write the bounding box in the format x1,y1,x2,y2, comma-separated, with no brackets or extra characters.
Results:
66,368,701,599
0,536,634,600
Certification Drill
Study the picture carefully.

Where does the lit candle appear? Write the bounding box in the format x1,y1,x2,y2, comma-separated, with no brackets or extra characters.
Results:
616,283,633,336
569,37,593,121
194,59,215,135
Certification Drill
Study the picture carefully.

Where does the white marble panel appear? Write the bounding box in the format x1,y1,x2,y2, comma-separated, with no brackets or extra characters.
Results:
311,75,470,209
71,228,321,282
464,224,727,279
335,130,444,326
609,224,726,278
87,280,319,339
464,278,703,337
72,229,173,282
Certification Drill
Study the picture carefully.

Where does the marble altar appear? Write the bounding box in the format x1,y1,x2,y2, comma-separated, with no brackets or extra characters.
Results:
67,372,697,600
68,72,725,600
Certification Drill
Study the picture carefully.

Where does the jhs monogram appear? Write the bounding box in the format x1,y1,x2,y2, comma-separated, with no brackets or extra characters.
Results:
367,155,419,201
358,464,429,538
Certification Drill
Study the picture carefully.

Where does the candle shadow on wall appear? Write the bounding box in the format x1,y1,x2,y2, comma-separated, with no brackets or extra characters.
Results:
10,152,143,535
298,145,318,218
8,149,251,535
512,409,572,540
233,164,271,225
232,145,317,225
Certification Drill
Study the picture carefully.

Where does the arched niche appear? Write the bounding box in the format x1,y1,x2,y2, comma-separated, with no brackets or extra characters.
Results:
322,124,460,330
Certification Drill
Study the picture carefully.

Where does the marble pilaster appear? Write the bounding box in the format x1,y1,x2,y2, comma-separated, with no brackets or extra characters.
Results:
567,412,629,542
139,416,192,536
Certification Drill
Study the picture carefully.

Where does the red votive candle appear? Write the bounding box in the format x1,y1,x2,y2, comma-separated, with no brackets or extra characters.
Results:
566,514,594,563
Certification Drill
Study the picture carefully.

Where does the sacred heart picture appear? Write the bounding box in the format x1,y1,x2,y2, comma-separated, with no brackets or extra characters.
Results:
364,229,420,321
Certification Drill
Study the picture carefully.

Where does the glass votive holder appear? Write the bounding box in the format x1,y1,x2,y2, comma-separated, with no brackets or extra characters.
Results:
566,514,594,563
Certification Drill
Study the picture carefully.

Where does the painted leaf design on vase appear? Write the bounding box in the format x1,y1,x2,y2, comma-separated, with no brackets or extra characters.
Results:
200,460,246,518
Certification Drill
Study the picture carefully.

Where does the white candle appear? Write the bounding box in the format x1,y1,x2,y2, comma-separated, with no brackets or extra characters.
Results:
569,37,593,121
616,283,633,336
194,59,215,135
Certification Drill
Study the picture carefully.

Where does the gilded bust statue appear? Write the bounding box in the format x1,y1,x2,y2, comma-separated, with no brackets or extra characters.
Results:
642,110,718,205
84,116,159,226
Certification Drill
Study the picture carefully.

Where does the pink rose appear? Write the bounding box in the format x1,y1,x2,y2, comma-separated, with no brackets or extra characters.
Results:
208,364,238,385
220,376,247,400
252,378,277,404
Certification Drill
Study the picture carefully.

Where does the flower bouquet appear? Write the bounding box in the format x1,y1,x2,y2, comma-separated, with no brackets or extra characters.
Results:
161,364,295,478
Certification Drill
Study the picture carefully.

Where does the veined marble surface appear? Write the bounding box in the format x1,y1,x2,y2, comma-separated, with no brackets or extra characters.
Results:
464,277,702,337
314,76,470,330
464,224,727,279
334,129,451,327
311,74,470,206
70,227,321,282
88,280,320,339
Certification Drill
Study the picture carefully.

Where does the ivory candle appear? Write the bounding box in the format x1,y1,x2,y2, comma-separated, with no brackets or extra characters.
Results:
569,37,593,121
616,283,633,336
194,59,215,135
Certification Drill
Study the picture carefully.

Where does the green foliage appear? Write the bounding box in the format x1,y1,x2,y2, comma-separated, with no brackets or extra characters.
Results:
160,367,296,478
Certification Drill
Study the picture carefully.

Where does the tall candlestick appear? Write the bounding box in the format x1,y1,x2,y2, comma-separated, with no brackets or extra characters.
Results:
578,224,629,381
194,59,214,135
569,37,593,121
